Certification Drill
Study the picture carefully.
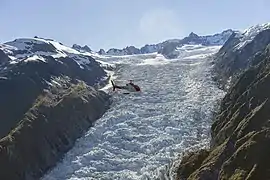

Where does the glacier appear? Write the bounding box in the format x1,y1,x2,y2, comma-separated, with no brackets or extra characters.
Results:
42,45,225,180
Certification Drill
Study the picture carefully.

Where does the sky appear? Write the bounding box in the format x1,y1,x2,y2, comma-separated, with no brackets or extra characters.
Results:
0,0,270,51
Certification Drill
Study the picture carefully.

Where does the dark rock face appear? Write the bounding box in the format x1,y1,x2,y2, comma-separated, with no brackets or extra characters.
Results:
140,44,161,54
107,48,124,55
125,46,141,55
106,46,141,55
181,32,200,44
158,42,179,59
175,35,270,180
0,49,10,65
0,38,111,180
72,44,92,52
98,48,106,55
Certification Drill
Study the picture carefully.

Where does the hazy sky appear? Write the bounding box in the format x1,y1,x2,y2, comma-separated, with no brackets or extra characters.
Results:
1,0,269,50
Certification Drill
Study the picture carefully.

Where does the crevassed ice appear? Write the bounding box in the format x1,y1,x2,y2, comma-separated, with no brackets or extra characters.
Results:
42,45,225,180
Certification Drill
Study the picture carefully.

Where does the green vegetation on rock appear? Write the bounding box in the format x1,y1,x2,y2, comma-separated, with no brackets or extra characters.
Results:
0,80,110,179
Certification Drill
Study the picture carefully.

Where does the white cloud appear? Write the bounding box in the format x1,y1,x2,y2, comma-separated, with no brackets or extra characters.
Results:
139,8,184,42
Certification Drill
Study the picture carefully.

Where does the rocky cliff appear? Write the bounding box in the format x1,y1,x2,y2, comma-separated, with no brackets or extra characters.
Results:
174,24,270,180
0,37,111,179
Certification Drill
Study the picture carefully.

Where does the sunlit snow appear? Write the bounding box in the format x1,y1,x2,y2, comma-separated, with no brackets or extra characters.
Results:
2,38,98,69
24,54,46,63
234,22,270,50
42,45,225,180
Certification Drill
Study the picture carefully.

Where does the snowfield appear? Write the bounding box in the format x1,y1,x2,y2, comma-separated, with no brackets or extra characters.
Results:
2,38,104,69
42,45,225,180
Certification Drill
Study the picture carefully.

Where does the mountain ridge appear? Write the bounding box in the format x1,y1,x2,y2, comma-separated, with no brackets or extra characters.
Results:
70,29,236,57
107,29,236,56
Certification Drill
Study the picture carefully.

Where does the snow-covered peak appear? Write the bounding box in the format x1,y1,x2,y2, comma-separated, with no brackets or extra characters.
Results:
178,29,235,46
6,38,43,49
243,23,270,37
3,37,95,56
233,23,270,50
0,37,105,70
158,29,235,58
5,38,58,54
203,29,235,45
7,38,82,55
